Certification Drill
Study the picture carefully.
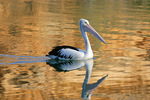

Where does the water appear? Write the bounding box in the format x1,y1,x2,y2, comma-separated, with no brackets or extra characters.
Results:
0,0,150,100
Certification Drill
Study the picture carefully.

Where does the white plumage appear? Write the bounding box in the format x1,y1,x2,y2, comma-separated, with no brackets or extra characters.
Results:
49,48,85,60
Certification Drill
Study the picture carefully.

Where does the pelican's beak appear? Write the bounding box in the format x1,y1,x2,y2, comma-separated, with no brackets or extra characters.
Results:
84,24,106,44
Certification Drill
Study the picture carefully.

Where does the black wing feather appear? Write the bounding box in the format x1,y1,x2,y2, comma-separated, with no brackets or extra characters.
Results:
48,46,79,58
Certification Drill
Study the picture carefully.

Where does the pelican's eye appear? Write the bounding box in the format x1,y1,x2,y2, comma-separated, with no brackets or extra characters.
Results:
85,22,88,25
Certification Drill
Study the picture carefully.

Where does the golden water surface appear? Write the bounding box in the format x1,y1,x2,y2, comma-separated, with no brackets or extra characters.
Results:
0,0,150,100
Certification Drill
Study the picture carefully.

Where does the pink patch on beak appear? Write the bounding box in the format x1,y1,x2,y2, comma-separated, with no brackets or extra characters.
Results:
84,24,106,44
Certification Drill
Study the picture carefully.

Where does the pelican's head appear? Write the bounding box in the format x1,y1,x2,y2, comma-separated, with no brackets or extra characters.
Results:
79,19,106,44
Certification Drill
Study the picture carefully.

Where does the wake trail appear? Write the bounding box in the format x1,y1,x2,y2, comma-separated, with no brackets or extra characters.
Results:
0,54,50,65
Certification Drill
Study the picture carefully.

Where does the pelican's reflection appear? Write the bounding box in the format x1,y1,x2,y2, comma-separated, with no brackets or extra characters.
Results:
46,59,108,99
46,59,85,72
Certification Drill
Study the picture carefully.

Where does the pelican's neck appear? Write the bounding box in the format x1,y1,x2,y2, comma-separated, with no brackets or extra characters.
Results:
80,24,93,57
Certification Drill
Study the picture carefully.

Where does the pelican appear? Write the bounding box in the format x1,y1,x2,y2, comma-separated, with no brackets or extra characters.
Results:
46,19,106,60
